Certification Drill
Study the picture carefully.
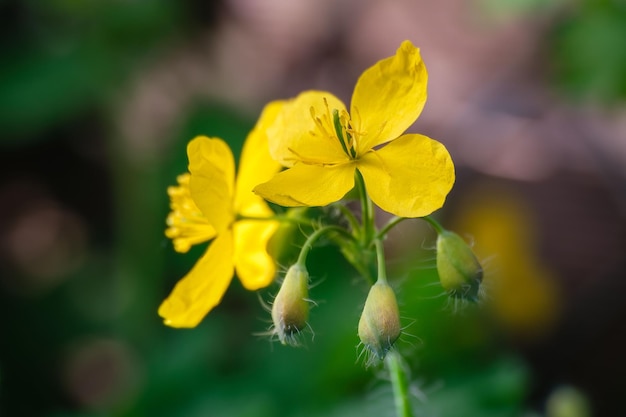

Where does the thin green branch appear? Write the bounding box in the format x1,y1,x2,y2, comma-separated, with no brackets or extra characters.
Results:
377,216,407,240
334,203,361,236
374,238,387,284
386,351,414,417
297,225,354,266
421,215,445,234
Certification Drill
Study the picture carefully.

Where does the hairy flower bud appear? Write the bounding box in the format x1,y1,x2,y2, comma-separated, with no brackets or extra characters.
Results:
272,264,310,345
436,230,483,302
358,281,401,361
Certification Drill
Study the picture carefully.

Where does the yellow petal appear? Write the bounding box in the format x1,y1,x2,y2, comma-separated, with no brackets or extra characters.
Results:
187,136,235,232
158,231,234,328
267,90,350,167
254,162,356,207
351,40,428,153
235,100,284,215
357,134,454,217
233,217,279,290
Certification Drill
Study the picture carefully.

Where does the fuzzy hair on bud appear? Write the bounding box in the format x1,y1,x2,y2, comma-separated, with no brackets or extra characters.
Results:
358,280,401,362
436,230,483,302
271,264,310,345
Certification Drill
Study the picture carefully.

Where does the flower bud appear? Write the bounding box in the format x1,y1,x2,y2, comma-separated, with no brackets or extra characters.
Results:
546,386,591,417
358,281,401,361
436,230,483,302
272,264,310,345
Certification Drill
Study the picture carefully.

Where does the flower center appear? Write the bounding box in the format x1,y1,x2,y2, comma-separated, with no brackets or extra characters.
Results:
166,173,216,253
309,98,358,160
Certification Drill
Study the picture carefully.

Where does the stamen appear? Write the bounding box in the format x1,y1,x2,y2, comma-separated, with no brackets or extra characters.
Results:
349,107,370,154
307,100,356,161
309,104,339,145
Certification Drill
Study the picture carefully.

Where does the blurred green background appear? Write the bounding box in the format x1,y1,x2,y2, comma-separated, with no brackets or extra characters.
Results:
1,0,625,416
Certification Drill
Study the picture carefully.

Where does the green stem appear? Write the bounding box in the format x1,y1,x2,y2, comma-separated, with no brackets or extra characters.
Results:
421,215,445,234
386,351,414,417
334,203,361,236
374,238,388,284
296,225,354,266
377,216,407,240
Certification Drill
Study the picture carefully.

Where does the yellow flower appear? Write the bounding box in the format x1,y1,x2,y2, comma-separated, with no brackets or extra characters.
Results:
254,40,455,218
159,102,283,328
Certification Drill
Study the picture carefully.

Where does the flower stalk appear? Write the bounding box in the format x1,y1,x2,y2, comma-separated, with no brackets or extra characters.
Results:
296,225,354,267
422,214,445,234
386,351,414,417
